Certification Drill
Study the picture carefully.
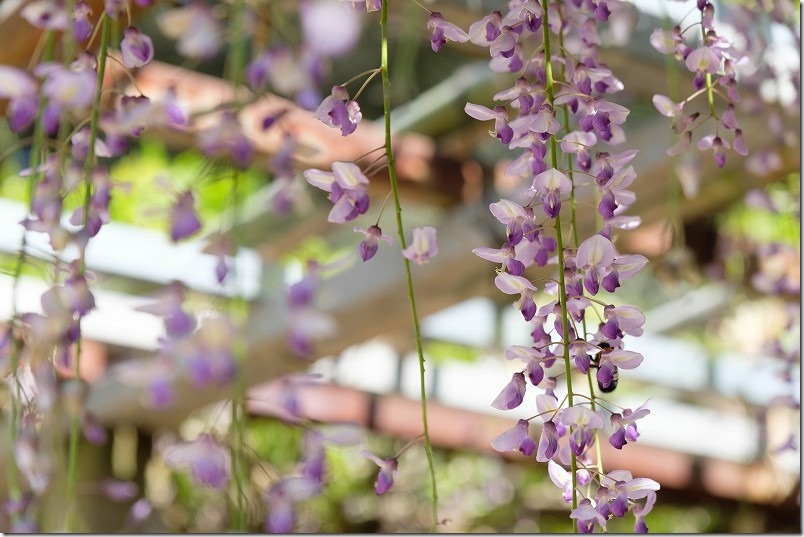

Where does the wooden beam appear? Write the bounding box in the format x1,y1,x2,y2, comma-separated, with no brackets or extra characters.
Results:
85,205,496,429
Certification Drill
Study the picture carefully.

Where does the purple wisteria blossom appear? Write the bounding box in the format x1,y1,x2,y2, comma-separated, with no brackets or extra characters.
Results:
121,27,155,68
491,372,527,410
494,272,537,321
354,225,392,262
575,234,647,294
571,498,609,533
602,304,645,339
136,283,197,339
38,58,97,114
21,0,67,29
157,3,222,59
560,406,605,457
402,226,438,265
0,66,38,132
163,434,230,489
609,402,650,450
170,191,202,242
264,476,321,533
304,162,370,224
73,2,93,42
361,450,399,495
464,103,514,144
490,419,536,456
197,111,254,169
504,345,546,386
314,85,362,136
530,168,572,218
427,12,469,52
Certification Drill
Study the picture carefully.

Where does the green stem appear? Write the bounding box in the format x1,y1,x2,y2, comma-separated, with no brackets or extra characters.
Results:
66,13,111,531
380,1,438,531
229,171,249,532
701,20,717,119
225,2,250,529
555,5,604,482
5,28,56,526
542,0,578,530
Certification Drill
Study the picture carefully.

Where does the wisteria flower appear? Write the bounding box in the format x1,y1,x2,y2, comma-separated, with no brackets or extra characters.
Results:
197,111,253,169
39,60,97,113
361,450,399,495
652,94,682,120
464,103,513,144
202,232,234,284
602,304,645,339
609,401,650,449
314,85,362,136
571,498,608,533
491,372,526,410
354,225,392,262
488,199,532,245
21,0,67,29
504,345,545,385
494,272,537,320
264,477,320,533
649,28,680,55
579,98,629,143
157,3,222,59
0,66,38,132
402,226,438,265
304,162,370,224
467,11,503,47
536,420,560,462
136,282,196,339
697,134,730,168
73,2,93,42
428,12,469,52
632,491,657,533
596,348,643,391
472,244,524,276
685,45,720,77
569,339,600,373
547,460,575,503
170,191,202,241
490,418,536,456
560,406,604,457
530,168,572,218
163,434,230,489
121,27,155,68
576,234,622,294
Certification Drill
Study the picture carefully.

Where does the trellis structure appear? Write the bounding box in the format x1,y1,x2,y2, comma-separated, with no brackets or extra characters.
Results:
0,0,799,532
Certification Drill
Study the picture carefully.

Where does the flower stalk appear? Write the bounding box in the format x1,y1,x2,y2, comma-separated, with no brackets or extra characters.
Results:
540,0,578,527
380,0,439,530
65,12,111,531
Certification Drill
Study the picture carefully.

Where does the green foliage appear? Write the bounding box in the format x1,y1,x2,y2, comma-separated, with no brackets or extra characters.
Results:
108,138,266,233
718,173,800,247
424,340,481,364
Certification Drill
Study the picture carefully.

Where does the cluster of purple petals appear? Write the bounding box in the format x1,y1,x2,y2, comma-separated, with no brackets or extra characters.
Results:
426,0,661,531
649,0,749,168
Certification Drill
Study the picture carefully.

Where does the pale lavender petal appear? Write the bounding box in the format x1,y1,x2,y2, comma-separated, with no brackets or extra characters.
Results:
121,27,154,68
577,234,615,269
490,419,530,452
494,272,536,294
464,103,500,121
491,372,526,410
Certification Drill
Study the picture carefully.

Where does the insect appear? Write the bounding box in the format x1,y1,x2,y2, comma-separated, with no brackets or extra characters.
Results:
590,341,618,393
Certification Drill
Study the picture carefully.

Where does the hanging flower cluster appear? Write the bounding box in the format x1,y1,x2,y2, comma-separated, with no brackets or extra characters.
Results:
427,0,659,531
0,0,796,533
650,0,749,167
